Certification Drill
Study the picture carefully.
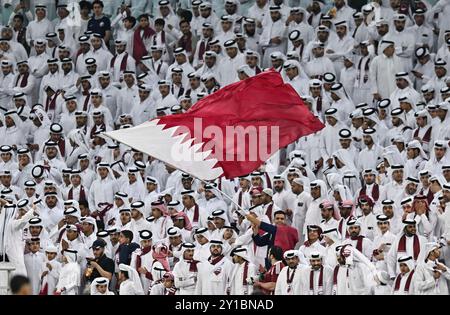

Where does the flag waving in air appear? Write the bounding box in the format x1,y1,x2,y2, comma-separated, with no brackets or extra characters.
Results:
104,70,324,180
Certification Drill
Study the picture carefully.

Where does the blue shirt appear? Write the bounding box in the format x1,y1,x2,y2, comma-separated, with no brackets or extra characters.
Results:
87,15,111,38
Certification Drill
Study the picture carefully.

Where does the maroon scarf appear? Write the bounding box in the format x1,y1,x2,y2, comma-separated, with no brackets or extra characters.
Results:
398,234,420,260
39,283,48,295
171,84,185,98
308,13,323,25
209,255,224,266
286,267,296,293
238,191,243,206
298,44,304,60
192,204,199,223
16,72,29,87
265,203,273,223
185,204,199,224
198,39,210,61
133,26,155,62
357,56,371,83
97,203,113,221
303,239,317,247
242,261,249,285
413,127,432,143
393,271,415,293
45,91,61,112
265,172,272,189
316,96,322,112
350,235,365,252
57,228,66,244
153,60,163,75
332,265,349,294
58,138,65,157
110,52,129,71
68,185,87,202
136,246,152,270
359,183,379,201
82,92,90,111
178,32,193,53
187,259,200,272
309,266,324,295
153,31,165,45
419,188,434,205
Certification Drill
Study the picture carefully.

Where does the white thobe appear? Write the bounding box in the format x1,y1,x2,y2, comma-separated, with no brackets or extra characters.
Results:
26,18,54,46
391,271,416,295
229,261,258,295
150,216,173,243
296,266,333,295
24,251,45,295
275,265,305,295
286,75,309,97
326,35,356,78
110,52,136,83
131,98,157,125
304,56,336,79
195,256,233,295
88,177,118,211
116,85,139,120
86,48,114,72
386,234,427,278
369,54,406,99
413,260,450,295
130,249,154,294
333,263,372,295
173,259,201,295
119,279,139,295
219,53,246,87
388,29,416,72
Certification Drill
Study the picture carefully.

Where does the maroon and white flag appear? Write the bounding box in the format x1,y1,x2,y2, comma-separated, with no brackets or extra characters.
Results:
104,70,324,180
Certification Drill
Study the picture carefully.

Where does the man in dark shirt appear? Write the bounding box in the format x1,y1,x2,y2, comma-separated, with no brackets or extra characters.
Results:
87,0,111,44
248,210,299,254
12,14,30,55
86,239,114,284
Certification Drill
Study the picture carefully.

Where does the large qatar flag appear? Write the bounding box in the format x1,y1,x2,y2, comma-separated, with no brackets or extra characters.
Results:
104,70,324,180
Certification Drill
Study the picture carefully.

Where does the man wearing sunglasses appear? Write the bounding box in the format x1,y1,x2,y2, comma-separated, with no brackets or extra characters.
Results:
85,239,114,285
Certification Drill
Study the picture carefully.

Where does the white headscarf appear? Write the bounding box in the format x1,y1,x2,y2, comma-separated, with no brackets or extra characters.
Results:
406,140,428,160
95,163,115,181
90,277,114,295
119,263,145,295
332,149,358,175
310,179,328,201
5,110,23,129
67,129,89,153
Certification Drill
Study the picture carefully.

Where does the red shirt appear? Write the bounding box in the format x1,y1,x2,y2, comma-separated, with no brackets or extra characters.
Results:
275,225,299,253
262,261,285,295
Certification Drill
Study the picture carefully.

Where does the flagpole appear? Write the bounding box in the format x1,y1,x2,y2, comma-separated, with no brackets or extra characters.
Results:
196,178,247,215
